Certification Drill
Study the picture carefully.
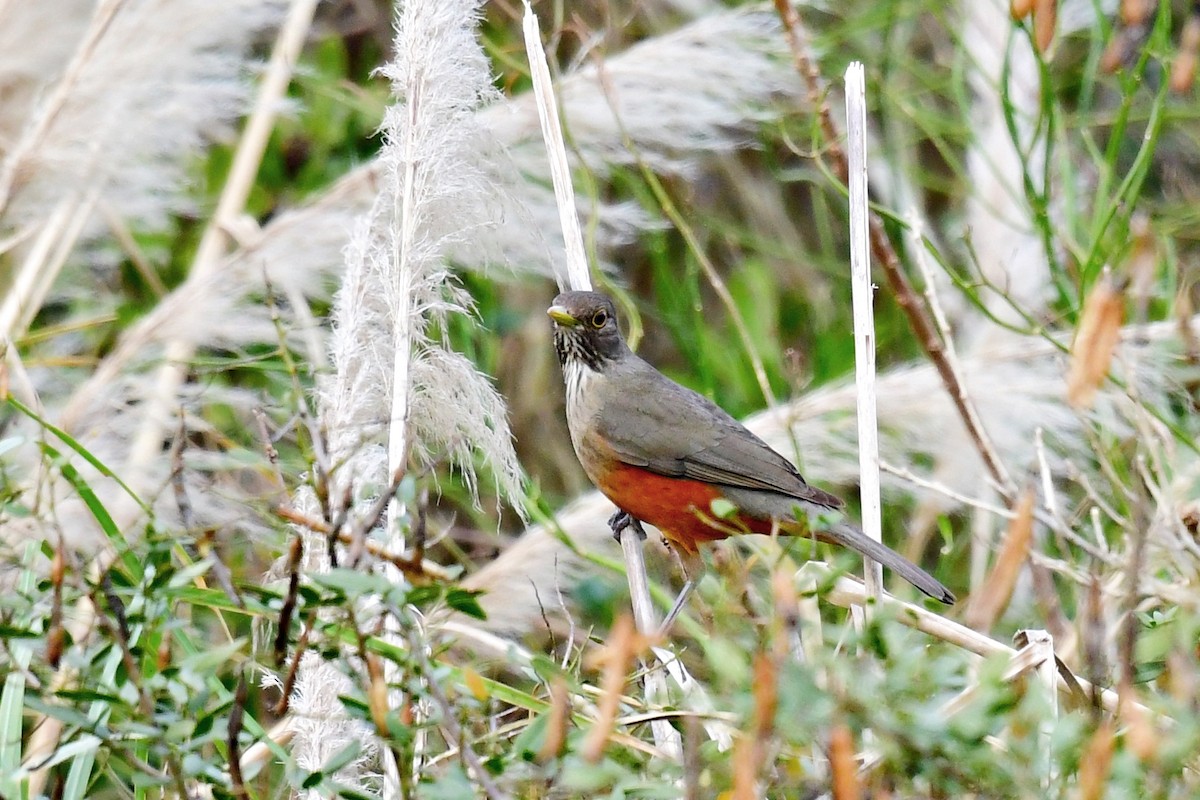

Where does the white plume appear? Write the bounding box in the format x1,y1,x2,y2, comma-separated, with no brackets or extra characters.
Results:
0,0,284,232
290,1,521,788
58,4,810,409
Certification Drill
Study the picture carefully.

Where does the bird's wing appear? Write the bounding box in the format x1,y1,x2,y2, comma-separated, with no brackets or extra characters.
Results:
594,359,844,509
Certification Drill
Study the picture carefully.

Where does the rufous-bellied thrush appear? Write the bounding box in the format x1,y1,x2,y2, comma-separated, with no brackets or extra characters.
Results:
548,290,953,629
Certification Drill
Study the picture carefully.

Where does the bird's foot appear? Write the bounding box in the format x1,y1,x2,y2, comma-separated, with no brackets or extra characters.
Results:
608,510,647,542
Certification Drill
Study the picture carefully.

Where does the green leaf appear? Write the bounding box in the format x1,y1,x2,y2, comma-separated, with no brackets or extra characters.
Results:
709,497,738,520
319,740,363,776
311,568,400,598
512,709,550,761
444,588,486,619
7,396,149,515
420,765,475,800
39,443,122,545
178,639,245,675
167,559,219,589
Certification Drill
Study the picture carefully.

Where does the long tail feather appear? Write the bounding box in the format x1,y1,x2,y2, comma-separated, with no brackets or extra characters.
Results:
822,521,955,604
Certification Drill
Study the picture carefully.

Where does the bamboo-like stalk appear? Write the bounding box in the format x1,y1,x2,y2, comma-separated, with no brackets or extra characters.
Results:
1019,629,1058,787
521,0,681,761
0,193,96,339
522,4,586,294
844,63,883,601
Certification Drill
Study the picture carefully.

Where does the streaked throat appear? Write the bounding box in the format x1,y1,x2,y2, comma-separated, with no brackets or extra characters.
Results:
554,329,608,409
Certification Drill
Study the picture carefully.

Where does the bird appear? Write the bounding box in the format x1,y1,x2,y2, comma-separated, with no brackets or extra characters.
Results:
547,289,954,630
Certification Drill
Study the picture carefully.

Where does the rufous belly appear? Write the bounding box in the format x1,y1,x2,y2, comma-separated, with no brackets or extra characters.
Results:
594,462,776,554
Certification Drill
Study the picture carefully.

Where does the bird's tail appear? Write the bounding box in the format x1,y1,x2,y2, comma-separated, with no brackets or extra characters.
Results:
821,521,955,604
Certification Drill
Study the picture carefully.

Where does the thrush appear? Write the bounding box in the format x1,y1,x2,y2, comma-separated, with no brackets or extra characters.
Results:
548,290,954,629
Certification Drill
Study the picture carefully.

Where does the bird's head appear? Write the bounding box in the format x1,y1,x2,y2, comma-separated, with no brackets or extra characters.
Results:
547,290,627,371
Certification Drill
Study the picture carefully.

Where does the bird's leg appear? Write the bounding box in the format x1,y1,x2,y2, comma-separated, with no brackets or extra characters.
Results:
608,509,647,542
658,548,704,636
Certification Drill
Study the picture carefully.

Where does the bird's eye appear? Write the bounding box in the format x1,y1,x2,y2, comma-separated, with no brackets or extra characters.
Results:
590,309,609,328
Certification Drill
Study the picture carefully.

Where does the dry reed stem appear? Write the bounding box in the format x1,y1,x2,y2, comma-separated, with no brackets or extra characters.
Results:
521,3,679,760
1013,629,1058,786
940,630,1070,719
582,614,643,762
845,62,883,600
965,487,1036,631
239,720,295,773
808,563,1160,720
0,191,97,340
125,0,319,477
521,0,587,293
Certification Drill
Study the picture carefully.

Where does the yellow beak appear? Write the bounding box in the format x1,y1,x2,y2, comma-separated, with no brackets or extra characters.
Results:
546,305,579,327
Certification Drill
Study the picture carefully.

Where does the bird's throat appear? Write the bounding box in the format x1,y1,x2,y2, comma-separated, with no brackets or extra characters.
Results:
563,359,599,413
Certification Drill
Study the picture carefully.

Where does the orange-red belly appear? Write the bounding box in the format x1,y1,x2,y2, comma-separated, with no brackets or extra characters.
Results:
594,462,773,553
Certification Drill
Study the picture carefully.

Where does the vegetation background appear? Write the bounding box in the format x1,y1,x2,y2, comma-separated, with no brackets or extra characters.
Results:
1,0,1199,797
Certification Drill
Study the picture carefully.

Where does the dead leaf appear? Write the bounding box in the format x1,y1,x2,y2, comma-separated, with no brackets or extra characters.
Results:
965,488,1036,631
1171,13,1200,93
1034,0,1057,52
536,677,571,762
1076,721,1115,800
1011,0,1035,20
829,723,861,800
581,614,641,762
1067,277,1125,408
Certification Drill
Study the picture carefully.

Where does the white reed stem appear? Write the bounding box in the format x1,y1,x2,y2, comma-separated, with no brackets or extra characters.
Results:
521,0,681,761
845,62,883,600
521,2,588,292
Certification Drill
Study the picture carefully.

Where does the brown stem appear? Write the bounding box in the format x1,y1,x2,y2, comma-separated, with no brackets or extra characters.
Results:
228,675,250,800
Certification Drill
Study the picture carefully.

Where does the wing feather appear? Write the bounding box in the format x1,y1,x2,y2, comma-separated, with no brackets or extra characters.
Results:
594,358,843,509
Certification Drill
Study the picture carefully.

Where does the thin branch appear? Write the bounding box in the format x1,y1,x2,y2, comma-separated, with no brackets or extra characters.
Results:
227,675,250,800
772,1,1017,504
